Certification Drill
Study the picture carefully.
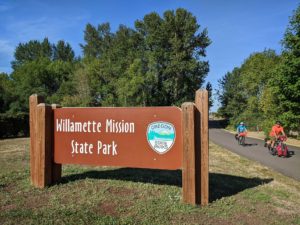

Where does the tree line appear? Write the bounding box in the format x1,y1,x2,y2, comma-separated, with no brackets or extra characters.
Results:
217,5,300,136
0,8,212,137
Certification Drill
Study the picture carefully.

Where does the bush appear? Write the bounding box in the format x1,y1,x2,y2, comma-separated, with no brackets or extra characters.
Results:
0,113,29,138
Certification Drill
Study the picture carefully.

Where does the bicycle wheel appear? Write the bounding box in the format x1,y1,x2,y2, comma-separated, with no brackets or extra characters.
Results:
271,147,277,155
241,136,245,146
238,136,242,145
282,143,288,157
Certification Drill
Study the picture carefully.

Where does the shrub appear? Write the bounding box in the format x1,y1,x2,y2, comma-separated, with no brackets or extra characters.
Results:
0,112,29,138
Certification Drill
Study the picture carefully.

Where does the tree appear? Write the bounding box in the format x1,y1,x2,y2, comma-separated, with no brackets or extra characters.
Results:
269,6,300,131
12,38,52,69
217,68,247,119
217,50,281,131
80,23,112,58
79,8,211,107
135,8,211,105
53,40,75,62
9,38,76,111
205,82,213,110
10,58,74,112
12,38,76,68
0,73,14,113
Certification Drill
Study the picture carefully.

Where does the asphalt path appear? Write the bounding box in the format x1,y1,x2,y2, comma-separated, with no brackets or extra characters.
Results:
209,121,300,181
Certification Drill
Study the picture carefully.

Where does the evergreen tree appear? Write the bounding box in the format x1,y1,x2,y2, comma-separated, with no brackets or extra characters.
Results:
205,82,213,110
270,6,300,130
12,38,52,69
53,40,75,62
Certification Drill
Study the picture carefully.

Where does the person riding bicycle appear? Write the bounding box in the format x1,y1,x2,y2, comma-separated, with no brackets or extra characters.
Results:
269,121,286,148
236,122,247,136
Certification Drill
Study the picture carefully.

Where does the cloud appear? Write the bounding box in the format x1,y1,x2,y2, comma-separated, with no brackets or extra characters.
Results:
0,2,13,12
0,40,14,73
0,66,12,74
0,39,14,56
6,14,89,43
8,17,54,41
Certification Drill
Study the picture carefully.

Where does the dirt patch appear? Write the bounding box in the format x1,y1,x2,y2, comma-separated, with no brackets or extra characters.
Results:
96,200,119,217
0,138,29,152
231,212,269,225
173,213,235,225
106,186,137,197
0,203,18,211
273,198,300,215
2,182,17,193
23,192,50,209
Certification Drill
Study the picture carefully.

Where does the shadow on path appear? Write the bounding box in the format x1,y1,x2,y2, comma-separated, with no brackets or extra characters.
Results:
242,143,258,147
59,168,272,203
209,120,228,129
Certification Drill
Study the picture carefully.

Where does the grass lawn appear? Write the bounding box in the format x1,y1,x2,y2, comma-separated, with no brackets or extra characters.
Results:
1,138,300,225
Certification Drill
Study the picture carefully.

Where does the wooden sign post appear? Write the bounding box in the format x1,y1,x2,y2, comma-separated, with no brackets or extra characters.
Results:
29,90,209,205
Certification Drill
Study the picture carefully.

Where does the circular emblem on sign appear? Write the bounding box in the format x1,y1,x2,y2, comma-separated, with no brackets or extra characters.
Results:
146,121,176,154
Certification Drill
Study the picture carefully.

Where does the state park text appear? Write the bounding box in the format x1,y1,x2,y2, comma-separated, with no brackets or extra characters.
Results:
56,118,135,156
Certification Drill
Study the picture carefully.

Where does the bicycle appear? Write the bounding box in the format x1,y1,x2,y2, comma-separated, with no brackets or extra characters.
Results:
235,132,247,146
266,135,289,157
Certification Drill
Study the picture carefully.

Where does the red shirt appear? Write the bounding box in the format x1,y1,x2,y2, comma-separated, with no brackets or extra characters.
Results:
269,125,284,137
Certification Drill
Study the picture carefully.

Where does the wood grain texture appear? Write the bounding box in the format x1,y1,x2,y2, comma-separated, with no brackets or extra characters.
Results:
182,102,199,204
195,90,209,206
36,103,53,188
29,95,44,186
51,104,62,183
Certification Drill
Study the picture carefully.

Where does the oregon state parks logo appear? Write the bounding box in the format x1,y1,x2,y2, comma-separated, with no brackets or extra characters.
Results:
146,121,176,154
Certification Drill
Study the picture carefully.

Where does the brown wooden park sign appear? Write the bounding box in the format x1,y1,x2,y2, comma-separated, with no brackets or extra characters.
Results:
29,90,209,206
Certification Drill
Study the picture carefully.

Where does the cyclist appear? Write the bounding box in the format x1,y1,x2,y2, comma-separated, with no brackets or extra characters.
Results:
269,121,286,148
236,122,247,136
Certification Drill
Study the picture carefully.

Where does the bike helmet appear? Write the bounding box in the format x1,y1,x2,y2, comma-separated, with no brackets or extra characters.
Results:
240,122,244,125
276,121,281,125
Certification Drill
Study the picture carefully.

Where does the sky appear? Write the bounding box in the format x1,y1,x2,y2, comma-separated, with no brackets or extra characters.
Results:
0,0,299,111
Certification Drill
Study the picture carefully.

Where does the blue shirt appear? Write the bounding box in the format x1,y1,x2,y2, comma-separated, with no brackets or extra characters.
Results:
237,125,246,133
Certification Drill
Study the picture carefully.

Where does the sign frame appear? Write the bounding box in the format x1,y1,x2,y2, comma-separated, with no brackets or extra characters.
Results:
29,90,209,206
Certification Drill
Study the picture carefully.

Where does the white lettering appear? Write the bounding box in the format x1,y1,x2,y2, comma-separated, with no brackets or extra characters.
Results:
56,119,63,132
97,141,118,155
97,122,102,132
56,119,103,133
71,139,93,154
106,119,135,133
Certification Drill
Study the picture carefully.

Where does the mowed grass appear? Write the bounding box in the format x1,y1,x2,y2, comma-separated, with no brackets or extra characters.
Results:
1,138,300,225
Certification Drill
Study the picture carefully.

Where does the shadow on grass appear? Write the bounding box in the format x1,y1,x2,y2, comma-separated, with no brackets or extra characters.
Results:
209,173,273,202
61,168,182,186
60,168,272,202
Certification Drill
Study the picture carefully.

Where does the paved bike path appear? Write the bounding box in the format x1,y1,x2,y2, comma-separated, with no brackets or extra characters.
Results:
209,122,300,181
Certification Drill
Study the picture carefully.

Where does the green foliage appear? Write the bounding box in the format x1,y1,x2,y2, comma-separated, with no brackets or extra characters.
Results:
12,38,53,69
217,4,300,135
53,40,75,62
0,112,29,137
0,73,15,113
3,8,210,137
217,68,247,119
10,58,74,112
205,82,214,110
269,6,300,131
79,8,211,106
218,47,299,134
80,23,112,58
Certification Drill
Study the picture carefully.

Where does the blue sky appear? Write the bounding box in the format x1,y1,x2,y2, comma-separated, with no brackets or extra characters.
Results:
0,0,298,111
